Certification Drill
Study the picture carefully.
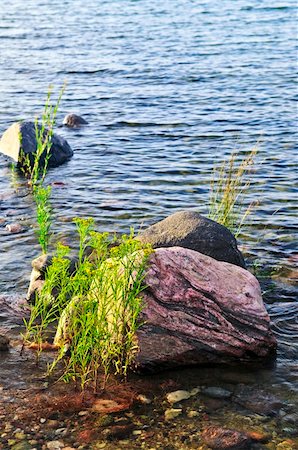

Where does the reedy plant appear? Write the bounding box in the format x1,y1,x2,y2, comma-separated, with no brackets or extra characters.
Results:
24,218,152,390
20,84,66,187
208,146,258,236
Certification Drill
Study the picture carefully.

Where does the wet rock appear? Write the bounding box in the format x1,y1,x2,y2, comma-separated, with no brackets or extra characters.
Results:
10,442,32,450
233,386,283,416
201,425,252,449
63,113,88,127
0,121,73,171
203,398,228,413
138,210,246,268
135,247,276,372
202,387,232,399
46,441,65,450
5,223,23,233
0,334,10,351
103,424,135,440
166,390,193,404
164,408,182,421
136,394,152,404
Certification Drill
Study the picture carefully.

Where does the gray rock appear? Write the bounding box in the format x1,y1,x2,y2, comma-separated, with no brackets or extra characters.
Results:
63,113,88,127
0,121,73,171
138,210,246,268
202,387,232,399
0,334,10,351
233,386,283,416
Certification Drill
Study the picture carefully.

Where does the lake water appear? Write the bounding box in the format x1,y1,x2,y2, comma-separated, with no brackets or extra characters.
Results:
0,0,297,444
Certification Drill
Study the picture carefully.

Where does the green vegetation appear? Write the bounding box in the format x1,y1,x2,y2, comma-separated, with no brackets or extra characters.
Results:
23,218,152,390
208,147,258,236
20,85,65,186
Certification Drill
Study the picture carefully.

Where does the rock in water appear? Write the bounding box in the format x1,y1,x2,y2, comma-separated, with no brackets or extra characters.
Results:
135,247,276,372
138,210,246,268
0,121,73,170
63,113,88,127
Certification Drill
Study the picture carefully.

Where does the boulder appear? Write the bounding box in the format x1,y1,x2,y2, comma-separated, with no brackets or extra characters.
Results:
138,210,246,268
63,113,88,127
134,247,276,372
0,121,73,170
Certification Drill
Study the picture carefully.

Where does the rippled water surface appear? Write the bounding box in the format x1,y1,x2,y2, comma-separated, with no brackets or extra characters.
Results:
0,0,297,420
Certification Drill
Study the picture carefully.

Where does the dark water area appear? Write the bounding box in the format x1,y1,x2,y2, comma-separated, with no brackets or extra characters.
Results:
0,0,297,447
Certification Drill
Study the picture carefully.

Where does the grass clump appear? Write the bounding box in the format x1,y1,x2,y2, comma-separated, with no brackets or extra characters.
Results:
23,218,152,390
208,147,258,236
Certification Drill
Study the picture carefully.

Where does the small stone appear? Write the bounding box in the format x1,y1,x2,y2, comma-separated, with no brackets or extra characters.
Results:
78,410,88,416
55,428,67,435
136,394,152,404
187,410,200,418
132,430,142,435
276,441,297,450
47,420,60,428
202,425,252,449
164,408,182,421
166,390,192,404
40,418,46,423
5,223,23,233
46,441,65,450
11,442,32,450
202,387,232,399
15,431,26,440
103,424,135,440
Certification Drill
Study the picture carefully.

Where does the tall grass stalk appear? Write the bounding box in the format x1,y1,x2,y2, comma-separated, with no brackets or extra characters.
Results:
208,147,258,236
21,84,66,187
24,219,152,390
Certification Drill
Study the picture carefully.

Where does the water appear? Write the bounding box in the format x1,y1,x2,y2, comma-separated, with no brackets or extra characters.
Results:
0,0,297,441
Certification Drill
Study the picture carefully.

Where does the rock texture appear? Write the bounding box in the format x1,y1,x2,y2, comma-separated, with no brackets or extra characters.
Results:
63,113,88,127
138,210,246,268
201,426,252,450
0,121,73,169
135,247,276,372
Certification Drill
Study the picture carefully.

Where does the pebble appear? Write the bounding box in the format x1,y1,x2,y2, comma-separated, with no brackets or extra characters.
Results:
5,223,23,233
46,441,65,450
166,390,192,404
10,442,32,450
187,410,200,418
201,425,252,449
78,410,88,416
164,408,182,421
40,418,47,424
202,386,232,399
136,394,152,404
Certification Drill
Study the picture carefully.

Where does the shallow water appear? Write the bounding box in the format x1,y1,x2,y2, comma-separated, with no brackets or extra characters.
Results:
0,0,297,442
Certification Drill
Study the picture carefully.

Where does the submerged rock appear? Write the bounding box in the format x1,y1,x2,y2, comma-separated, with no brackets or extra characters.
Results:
135,247,276,372
0,121,73,171
138,210,246,268
201,425,252,449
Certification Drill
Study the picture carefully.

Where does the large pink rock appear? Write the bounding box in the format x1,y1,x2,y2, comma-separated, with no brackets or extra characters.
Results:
135,247,276,372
